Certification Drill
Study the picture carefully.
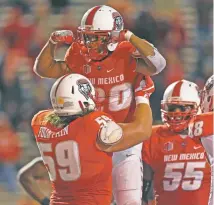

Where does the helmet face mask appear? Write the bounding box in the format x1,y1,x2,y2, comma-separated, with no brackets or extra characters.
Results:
161,101,198,133
161,80,200,133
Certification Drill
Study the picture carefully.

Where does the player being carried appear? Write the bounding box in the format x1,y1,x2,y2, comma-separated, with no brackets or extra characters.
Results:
142,80,212,205
18,73,155,205
33,5,166,205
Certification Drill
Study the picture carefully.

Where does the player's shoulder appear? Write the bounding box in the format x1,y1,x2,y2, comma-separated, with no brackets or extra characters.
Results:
31,110,53,126
152,124,170,137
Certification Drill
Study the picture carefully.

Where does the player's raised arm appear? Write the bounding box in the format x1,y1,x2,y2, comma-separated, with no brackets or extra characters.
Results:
33,30,74,78
130,34,166,75
17,157,50,205
113,30,166,75
97,76,154,152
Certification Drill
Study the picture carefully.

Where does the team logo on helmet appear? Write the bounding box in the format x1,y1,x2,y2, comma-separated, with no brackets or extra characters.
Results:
112,12,123,30
77,79,92,100
205,76,213,92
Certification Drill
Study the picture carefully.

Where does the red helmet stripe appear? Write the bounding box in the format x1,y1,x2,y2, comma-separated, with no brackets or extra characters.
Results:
85,6,102,25
172,81,183,97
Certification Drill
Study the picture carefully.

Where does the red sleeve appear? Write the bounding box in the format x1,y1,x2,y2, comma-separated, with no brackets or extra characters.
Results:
31,110,51,127
189,112,213,138
117,41,136,54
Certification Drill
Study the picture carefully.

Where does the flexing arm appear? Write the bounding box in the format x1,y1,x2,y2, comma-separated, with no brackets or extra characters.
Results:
116,30,166,75
17,157,50,205
129,34,166,76
33,30,74,78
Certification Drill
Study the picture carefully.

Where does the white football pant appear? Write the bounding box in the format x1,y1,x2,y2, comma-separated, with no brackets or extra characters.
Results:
112,143,143,205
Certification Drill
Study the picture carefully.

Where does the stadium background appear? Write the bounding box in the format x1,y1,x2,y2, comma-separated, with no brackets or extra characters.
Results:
0,0,212,204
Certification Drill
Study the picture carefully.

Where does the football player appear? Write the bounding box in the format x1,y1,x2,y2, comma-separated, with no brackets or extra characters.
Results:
142,80,212,205
18,73,154,205
33,5,166,204
198,75,213,205
200,75,214,157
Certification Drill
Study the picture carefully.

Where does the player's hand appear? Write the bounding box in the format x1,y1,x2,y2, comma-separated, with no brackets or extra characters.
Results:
111,29,133,42
135,75,155,102
49,30,74,44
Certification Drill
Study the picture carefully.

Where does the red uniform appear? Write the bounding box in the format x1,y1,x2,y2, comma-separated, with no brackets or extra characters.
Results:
32,110,113,205
142,121,211,205
189,112,213,138
65,41,142,123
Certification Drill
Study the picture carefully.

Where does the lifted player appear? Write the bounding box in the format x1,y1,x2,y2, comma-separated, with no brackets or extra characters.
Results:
33,5,165,204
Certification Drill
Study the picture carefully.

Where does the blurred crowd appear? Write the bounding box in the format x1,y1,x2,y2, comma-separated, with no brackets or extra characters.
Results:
0,0,212,204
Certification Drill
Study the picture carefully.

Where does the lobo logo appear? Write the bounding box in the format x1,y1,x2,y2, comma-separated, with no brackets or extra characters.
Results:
112,12,123,30
205,75,213,92
77,79,92,100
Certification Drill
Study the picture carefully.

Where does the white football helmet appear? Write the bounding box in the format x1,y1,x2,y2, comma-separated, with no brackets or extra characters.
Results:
78,5,124,60
201,75,213,113
161,80,200,132
50,74,96,116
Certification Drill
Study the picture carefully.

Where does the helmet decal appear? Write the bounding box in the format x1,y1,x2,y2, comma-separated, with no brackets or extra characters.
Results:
77,79,92,100
112,12,123,30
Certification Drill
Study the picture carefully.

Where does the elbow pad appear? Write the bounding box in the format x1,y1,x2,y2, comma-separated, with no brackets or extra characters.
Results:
147,48,166,75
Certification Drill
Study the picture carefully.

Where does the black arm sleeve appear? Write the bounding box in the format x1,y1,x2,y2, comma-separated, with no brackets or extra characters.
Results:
142,179,155,203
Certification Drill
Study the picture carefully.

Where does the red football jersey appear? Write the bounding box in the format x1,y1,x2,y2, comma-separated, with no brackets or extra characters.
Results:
142,125,211,205
32,110,113,205
189,112,213,138
65,41,143,123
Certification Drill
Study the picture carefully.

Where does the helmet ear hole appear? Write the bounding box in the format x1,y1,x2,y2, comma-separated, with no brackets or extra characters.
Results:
83,102,89,107
72,86,74,94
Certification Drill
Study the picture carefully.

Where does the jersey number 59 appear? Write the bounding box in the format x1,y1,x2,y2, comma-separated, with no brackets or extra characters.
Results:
37,141,81,182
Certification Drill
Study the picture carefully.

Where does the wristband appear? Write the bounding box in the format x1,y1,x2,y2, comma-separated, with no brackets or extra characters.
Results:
41,197,50,205
135,96,150,105
124,30,133,41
